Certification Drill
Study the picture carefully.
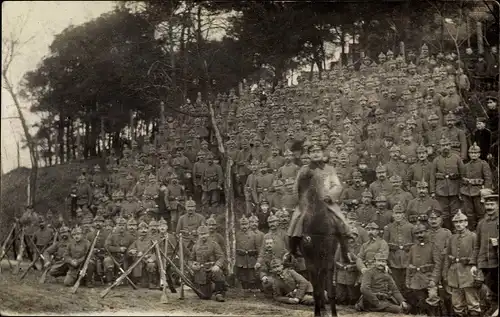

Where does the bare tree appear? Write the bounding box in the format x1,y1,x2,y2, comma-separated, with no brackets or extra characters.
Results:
2,9,39,206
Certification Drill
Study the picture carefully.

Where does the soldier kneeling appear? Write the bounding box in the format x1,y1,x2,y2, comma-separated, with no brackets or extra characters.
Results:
190,225,226,302
63,227,91,286
269,258,314,306
128,221,157,288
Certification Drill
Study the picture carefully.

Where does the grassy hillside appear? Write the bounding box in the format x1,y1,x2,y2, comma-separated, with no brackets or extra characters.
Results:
0,158,104,241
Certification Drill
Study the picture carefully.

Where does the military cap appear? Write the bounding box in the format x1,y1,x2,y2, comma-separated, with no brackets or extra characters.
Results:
427,208,442,218
127,218,138,226
445,112,456,121
439,137,451,145
267,213,279,223
309,143,323,152
375,163,387,173
416,144,427,153
138,221,148,229
389,175,402,183
185,199,196,208
485,95,497,103
116,217,127,225
60,226,70,234
483,193,499,203
452,210,467,222
413,223,427,233
270,258,283,268
375,195,387,202
72,227,83,235
158,217,168,225
389,145,400,152
378,52,386,60
417,178,429,188
365,222,379,230
207,214,217,225
94,215,105,222
393,204,405,213
476,116,487,123
428,113,439,121
197,225,209,235
374,108,385,116
468,142,481,153
149,220,158,227
260,198,270,206
239,215,249,225
249,214,259,222
283,149,293,156
362,189,373,198
386,49,394,57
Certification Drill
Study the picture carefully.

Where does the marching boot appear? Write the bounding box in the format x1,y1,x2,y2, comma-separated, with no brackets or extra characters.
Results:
214,282,226,302
105,271,114,285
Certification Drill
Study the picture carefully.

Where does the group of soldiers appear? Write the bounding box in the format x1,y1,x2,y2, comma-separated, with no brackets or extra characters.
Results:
5,43,499,316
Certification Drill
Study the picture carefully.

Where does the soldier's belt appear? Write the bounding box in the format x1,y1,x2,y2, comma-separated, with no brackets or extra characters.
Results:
462,178,484,185
417,214,428,221
408,264,434,273
336,262,357,272
204,176,217,182
404,157,417,164
236,249,249,256
435,173,459,180
448,255,470,264
388,243,413,252
201,261,215,269
257,187,270,193
451,142,461,148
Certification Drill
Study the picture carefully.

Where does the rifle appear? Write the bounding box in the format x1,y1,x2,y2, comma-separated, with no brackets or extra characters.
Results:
104,247,138,289
38,230,60,284
156,241,168,303
100,240,159,299
158,247,206,299
179,233,185,299
70,230,100,294
21,232,58,280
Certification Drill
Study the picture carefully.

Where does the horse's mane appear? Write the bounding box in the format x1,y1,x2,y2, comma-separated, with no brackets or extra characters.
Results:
297,168,330,235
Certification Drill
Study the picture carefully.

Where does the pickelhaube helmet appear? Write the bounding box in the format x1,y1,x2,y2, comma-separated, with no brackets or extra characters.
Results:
389,145,401,152
197,225,209,235
267,212,279,223
452,210,467,222
249,214,259,223
365,222,379,230
445,112,456,121
138,221,148,229
416,144,427,153
393,204,405,213
375,163,387,173
72,227,83,235
417,177,428,188
60,226,70,234
362,189,373,198
116,217,127,225
127,218,138,226
375,195,387,202
468,142,481,153
158,217,167,226
207,214,217,225
239,215,249,225
185,199,196,208
94,215,105,222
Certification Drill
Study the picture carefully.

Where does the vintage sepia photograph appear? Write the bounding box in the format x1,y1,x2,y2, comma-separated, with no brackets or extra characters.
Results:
1,1,498,316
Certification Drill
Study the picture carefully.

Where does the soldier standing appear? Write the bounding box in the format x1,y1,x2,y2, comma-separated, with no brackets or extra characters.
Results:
259,213,288,263
165,173,185,230
430,137,465,230
470,193,498,316
438,210,481,317
206,215,225,251
249,214,264,250
201,153,223,215
460,143,493,230
441,112,468,161
369,163,393,198
335,228,362,306
75,175,93,210
387,175,413,210
356,190,376,228
383,204,414,296
190,225,226,302
405,144,432,197
277,149,300,179
192,151,207,203
406,180,442,224
372,195,393,230
235,216,259,291
356,222,389,274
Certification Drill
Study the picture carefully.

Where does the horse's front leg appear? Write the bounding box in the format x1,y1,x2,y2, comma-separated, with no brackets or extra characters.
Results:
327,268,338,317
311,270,322,317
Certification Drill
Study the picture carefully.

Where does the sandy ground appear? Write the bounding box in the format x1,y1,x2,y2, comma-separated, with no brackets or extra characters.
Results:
0,260,414,317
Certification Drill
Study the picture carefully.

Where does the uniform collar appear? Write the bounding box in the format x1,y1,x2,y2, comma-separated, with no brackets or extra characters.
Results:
486,212,498,221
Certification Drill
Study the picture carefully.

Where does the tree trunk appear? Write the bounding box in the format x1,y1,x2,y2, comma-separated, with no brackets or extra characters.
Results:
58,116,65,164
65,118,71,162
84,121,90,159
90,119,98,157
340,28,346,66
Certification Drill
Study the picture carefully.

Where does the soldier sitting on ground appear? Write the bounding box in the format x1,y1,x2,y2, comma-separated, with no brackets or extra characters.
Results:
269,258,314,306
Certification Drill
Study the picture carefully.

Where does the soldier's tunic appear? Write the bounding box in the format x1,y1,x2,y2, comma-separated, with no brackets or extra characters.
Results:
254,172,275,202
425,126,444,156
442,230,480,315
272,268,314,304
280,190,298,209
210,232,225,251
440,126,468,160
340,185,364,205
383,220,414,293
244,173,259,214
406,196,442,224
470,212,499,306
121,200,142,219
44,238,71,278
128,235,156,278
430,153,465,229
406,241,436,314
76,183,93,207
176,212,206,248
63,239,91,286
267,156,285,173
369,179,393,199
460,159,492,230
277,163,300,179
387,188,413,210
131,181,146,199
386,159,407,179
33,226,55,250
193,160,207,200
372,209,393,230
235,230,259,288
190,238,225,295
359,266,406,313
201,163,223,207
356,237,390,272
357,204,377,228
335,240,362,304
252,229,265,251
87,228,111,277
405,160,432,197
103,231,135,273
400,141,419,165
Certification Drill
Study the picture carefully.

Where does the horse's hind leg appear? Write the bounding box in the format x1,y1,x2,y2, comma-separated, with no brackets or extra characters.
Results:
311,270,322,317
327,269,338,317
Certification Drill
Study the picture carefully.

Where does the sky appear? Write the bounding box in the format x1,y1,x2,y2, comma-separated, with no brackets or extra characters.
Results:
1,1,115,173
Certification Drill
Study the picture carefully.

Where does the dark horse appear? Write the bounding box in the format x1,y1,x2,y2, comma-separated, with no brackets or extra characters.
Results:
295,168,350,317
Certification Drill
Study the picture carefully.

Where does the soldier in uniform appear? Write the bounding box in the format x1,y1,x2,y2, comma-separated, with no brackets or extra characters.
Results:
470,193,499,316
235,139,252,197
165,173,185,230
131,174,147,199
441,112,468,161
387,175,413,210
386,145,407,178
438,210,481,317
405,144,432,197
86,215,111,286
372,195,392,230
383,204,414,296
192,151,207,203
259,213,288,262
32,216,55,265
103,217,135,284
460,143,493,230
75,175,93,210
425,113,443,160
206,215,225,250
356,222,389,274
121,192,141,220
280,178,298,210
189,225,226,302
277,149,300,179
429,137,465,230
128,221,157,288
63,227,91,287
356,252,409,313
235,216,259,291
201,153,223,215
335,227,362,305
406,179,442,225
340,170,364,207
42,226,72,282
249,214,264,250
254,162,275,204
176,199,206,250
356,189,376,228
405,223,437,315
471,117,492,161
269,258,314,306
266,146,285,173
369,163,393,198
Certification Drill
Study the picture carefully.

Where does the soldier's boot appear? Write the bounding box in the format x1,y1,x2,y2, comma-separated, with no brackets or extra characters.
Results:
105,270,114,285
148,272,156,290
214,282,226,302
86,265,96,288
